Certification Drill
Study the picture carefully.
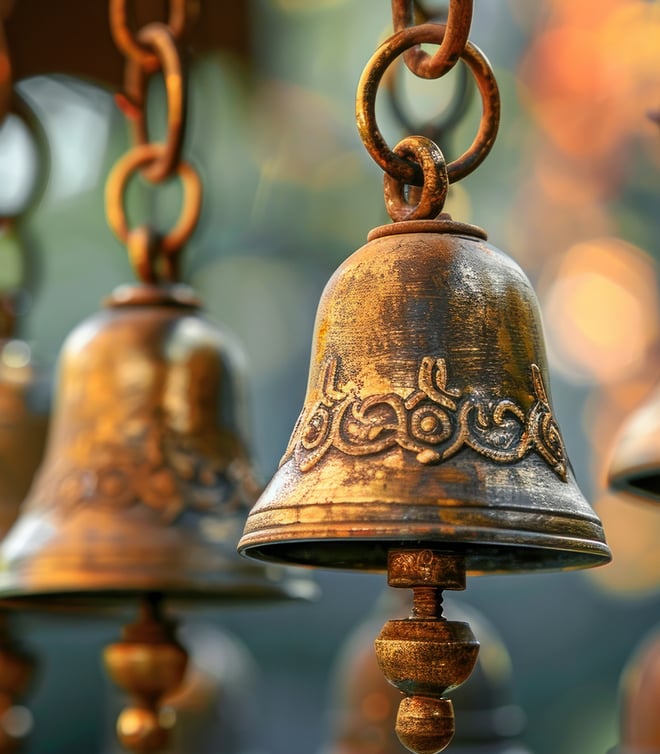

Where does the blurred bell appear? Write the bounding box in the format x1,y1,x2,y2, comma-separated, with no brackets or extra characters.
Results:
322,591,532,754
609,386,660,503
0,283,313,603
0,338,49,538
608,625,660,754
240,217,611,572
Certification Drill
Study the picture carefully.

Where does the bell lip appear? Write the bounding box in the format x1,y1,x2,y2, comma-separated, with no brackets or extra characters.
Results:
104,283,201,309
0,574,319,612
367,215,487,243
238,520,612,575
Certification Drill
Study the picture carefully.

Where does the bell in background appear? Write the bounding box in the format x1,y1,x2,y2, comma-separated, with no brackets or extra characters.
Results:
0,281,311,603
609,385,660,503
321,591,532,754
607,625,660,754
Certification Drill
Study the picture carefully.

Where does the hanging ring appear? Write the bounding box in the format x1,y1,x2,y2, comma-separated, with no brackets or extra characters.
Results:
391,0,473,79
109,0,192,70
123,23,186,183
384,136,448,221
105,143,202,257
356,23,500,187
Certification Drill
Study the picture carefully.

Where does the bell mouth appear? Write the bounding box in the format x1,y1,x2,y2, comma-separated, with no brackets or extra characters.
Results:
239,535,611,576
610,468,660,503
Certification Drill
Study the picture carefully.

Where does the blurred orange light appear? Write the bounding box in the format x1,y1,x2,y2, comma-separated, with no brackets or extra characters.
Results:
542,238,658,384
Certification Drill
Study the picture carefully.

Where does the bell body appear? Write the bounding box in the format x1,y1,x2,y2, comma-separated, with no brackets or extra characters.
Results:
0,340,49,538
609,385,660,503
0,284,309,602
240,218,611,573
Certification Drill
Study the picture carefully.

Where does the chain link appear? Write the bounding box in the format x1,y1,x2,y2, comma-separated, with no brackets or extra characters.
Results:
356,23,500,188
391,0,472,79
106,0,202,284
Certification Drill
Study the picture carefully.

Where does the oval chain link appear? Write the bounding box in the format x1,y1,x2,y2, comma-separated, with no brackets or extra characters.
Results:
105,144,202,263
391,0,472,79
109,0,192,70
356,23,500,187
123,22,186,183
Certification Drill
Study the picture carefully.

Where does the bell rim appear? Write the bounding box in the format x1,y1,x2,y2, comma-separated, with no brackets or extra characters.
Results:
238,510,612,574
0,574,318,610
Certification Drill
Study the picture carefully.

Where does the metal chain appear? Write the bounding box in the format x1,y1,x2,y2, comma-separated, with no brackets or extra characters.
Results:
391,0,473,80
386,3,474,160
105,0,202,284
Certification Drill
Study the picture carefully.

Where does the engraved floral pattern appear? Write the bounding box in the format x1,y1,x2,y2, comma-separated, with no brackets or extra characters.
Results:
282,356,567,481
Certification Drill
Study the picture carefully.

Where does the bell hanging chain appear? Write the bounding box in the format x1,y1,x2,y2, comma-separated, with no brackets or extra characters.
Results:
385,4,474,160
391,0,473,79
356,22,499,220
105,0,203,285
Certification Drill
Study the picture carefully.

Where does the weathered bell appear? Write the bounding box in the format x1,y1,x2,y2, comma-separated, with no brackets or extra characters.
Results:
0,283,312,603
609,386,660,503
239,217,611,573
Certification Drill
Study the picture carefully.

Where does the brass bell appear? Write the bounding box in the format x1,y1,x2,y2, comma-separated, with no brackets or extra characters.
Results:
609,386,660,503
239,216,610,572
0,282,311,603
239,214,611,754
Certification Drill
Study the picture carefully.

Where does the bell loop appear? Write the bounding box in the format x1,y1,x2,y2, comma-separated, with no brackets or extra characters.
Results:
356,23,500,187
383,136,448,221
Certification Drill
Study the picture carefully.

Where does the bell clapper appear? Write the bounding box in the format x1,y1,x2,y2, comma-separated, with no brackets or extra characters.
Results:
103,595,188,753
375,550,479,754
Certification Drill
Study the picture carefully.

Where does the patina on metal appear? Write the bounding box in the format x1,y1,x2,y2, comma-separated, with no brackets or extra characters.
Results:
240,15,611,754
609,386,660,503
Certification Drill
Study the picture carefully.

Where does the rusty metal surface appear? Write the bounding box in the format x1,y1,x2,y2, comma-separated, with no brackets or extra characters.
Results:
375,551,478,754
356,24,500,187
3,0,251,89
392,0,473,80
325,591,530,754
0,284,313,604
609,385,660,503
239,220,611,573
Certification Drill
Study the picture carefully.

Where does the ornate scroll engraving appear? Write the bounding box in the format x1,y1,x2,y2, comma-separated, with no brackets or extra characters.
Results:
282,356,567,481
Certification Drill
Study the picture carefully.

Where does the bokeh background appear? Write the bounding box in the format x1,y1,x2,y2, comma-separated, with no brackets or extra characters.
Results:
1,0,660,752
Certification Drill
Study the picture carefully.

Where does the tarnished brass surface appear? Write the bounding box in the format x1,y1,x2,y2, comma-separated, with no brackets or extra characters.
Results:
0,341,49,539
239,218,611,573
609,386,660,503
374,551,478,754
0,283,312,603
3,0,251,89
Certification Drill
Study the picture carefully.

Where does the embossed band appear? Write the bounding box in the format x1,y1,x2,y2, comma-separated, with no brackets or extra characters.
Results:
282,356,567,481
